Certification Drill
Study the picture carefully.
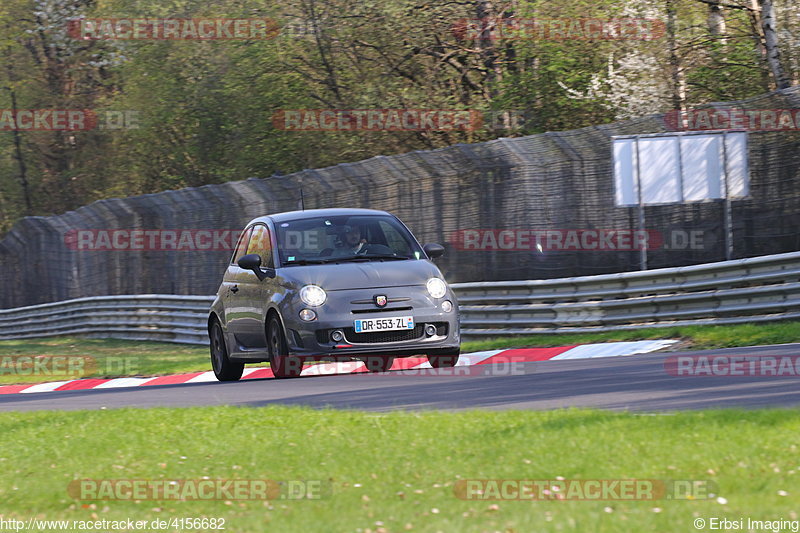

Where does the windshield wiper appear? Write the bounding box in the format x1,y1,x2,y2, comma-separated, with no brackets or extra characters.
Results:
282,258,331,266
332,255,410,262
363,254,410,261
284,255,411,266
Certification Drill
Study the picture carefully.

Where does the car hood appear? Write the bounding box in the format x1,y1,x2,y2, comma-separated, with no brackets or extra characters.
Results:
278,260,443,291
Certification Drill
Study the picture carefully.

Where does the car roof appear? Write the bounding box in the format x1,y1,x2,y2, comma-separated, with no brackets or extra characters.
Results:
247,208,392,226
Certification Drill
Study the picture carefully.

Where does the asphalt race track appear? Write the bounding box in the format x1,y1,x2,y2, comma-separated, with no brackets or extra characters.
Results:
0,344,798,412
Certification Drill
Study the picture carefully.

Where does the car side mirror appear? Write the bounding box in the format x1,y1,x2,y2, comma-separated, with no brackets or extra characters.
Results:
423,243,445,259
237,254,274,281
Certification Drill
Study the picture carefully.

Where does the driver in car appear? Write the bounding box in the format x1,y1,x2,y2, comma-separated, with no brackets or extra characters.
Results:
333,225,368,256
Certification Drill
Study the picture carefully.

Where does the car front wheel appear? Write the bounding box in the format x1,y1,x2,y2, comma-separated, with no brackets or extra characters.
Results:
427,350,460,369
267,316,303,378
364,357,394,373
210,320,245,381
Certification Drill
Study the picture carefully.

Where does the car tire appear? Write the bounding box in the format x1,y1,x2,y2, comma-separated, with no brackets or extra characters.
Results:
427,351,460,368
364,357,394,373
210,320,245,381
267,315,303,379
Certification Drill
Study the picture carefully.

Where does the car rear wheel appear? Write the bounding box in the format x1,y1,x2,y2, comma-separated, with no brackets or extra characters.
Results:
267,315,303,378
364,357,394,373
210,320,244,381
428,351,460,368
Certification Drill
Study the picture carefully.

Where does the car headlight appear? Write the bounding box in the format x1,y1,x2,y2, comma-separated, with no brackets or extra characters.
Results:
300,285,327,307
426,278,447,299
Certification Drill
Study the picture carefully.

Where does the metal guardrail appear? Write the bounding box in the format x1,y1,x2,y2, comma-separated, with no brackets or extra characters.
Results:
456,251,800,336
1,252,799,344
0,295,214,345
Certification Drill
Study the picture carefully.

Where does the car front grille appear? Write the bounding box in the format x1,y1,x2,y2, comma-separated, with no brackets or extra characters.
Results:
351,306,413,314
343,325,424,344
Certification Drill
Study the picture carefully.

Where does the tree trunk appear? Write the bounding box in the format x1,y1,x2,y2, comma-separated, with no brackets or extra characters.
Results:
666,0,687,113
476,1,503,101
757,0,791,89
707,3,726,38
4,49,33,215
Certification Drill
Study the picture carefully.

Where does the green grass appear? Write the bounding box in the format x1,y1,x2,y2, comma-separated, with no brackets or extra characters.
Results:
1,320,799,386
0,407,797,532
460,321,800,353
0,337,209,385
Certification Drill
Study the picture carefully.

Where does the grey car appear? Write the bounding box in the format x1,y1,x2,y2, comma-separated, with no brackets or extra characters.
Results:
208,208,460,380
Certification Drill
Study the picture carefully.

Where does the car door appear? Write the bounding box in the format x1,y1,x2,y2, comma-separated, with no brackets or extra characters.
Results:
234,223,276,352
223,226,253,354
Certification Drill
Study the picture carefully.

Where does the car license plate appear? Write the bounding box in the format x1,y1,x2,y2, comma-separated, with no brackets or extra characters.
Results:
354,316,414,333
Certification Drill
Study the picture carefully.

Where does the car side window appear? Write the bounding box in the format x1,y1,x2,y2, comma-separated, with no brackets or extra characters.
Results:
231,227,252,265
379,220,412,256
246,224,275,269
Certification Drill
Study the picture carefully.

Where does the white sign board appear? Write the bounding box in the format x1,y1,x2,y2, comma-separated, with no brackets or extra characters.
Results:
614,132,748,206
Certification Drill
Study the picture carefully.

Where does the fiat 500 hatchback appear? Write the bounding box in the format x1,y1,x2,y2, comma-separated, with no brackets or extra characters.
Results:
208,208,460,380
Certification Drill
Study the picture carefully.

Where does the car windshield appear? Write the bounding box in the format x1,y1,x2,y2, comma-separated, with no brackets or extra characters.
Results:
275,214,425,266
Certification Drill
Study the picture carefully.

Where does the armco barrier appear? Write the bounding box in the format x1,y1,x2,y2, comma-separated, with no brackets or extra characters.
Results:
1,252,799,344
456,250,800,336
0,295,213,345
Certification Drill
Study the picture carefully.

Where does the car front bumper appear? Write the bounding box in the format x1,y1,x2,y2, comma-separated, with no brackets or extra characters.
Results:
280,285,460,359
